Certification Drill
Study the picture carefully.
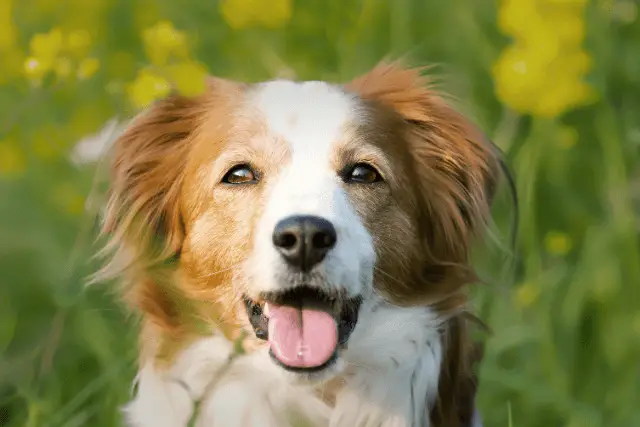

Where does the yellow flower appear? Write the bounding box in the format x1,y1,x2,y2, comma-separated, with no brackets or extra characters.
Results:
143,21,188,66
24,27,102,83
77,57,100,80
220,0,293,30
546,10,586,45
165,61,208,97
0,140,27,178
514,282,540,308
492,44,548,113
30,27,64,64
128,69,171,109
24,57,48,81
497,0,541,40
544,231,573,255
494,0,595,117
493,44,595,117
24,27,65,83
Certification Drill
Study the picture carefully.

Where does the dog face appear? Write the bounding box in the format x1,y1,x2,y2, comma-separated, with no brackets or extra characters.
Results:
101,62,500,381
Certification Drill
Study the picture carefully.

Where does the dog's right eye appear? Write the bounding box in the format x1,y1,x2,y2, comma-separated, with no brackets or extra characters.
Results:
222,164,258,184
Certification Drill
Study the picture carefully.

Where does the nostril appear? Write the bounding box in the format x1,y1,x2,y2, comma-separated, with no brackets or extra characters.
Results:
277,232,298,249
312,231,335,249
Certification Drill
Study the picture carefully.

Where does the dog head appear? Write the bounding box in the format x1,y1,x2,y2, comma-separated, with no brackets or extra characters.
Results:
101,62,502,381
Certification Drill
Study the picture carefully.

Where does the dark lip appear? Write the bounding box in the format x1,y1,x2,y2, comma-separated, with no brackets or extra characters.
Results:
242,286,362,365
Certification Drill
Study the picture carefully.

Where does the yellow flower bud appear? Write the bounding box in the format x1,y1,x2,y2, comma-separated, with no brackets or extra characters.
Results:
24,56,50,82
143,21,188,66
547,11,586,45
30,27,64,62
127,69,171,109
497,0,540,38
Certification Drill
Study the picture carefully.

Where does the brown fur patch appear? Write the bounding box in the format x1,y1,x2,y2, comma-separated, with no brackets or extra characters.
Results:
98,77,254,366
344,61,501,426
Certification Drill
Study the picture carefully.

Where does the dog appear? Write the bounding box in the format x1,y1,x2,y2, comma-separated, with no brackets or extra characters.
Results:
98,61,511,427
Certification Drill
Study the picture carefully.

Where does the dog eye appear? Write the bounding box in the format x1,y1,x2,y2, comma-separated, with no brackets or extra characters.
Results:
345,163,382,184
222,164,258,184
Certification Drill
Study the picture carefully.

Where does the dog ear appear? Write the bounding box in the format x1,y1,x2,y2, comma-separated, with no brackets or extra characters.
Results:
100,90,208,277
346,61,502,304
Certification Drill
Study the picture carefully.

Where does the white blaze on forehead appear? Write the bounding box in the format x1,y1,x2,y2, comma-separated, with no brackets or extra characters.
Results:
248,80,362,216
244,80,375,297
250,80,360,156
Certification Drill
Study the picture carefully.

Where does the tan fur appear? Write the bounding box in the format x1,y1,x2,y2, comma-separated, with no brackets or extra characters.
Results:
101,61,502,427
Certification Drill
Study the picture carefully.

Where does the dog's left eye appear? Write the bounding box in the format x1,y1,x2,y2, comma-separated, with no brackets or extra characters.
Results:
345,163,382,184
222,164,258,184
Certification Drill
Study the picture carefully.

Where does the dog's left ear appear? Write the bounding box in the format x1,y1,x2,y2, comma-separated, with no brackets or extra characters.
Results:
346,61,502,303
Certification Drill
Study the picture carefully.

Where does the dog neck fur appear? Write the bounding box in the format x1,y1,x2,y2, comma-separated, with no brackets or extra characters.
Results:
124,298,448,427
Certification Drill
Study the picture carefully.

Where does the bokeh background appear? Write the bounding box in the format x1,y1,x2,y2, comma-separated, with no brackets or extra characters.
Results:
1,0,639,426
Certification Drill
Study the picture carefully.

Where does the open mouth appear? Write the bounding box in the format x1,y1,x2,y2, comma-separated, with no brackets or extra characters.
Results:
243,286,361,373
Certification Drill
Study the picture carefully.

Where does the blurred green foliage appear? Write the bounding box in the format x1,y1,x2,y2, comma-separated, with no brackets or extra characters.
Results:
1,0,639,426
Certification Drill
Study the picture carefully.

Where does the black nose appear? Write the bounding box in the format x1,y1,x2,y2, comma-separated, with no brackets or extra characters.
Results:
272,215,337,272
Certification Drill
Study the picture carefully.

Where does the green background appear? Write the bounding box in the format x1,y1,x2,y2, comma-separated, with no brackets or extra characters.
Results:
1,0,639,426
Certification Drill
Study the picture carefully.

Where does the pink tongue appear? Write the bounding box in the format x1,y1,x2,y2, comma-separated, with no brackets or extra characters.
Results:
266,303,338,368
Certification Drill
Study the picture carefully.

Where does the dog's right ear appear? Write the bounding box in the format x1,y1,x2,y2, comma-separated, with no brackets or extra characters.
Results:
100,91,207,274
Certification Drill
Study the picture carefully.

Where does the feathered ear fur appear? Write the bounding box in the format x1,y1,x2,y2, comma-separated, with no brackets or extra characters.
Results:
96,79,246,360
345,61,502,306
346,61,505,427
99,93,205,277
92,87,217,361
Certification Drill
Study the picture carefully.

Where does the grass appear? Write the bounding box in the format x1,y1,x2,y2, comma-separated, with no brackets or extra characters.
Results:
1,0,639,426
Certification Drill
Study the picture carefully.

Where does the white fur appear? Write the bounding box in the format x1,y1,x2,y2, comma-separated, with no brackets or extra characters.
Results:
125,301,445,427
243,81,375,299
